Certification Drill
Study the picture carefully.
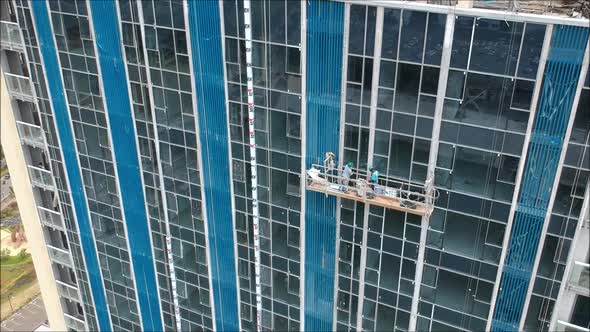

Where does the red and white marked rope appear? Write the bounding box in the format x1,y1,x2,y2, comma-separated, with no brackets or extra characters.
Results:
242,1,262,331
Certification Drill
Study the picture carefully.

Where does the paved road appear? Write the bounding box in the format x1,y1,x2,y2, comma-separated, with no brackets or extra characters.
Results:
1,296,47,332
0,217,20,227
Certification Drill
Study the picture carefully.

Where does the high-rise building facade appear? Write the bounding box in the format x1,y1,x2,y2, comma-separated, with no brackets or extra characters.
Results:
0,1,588,331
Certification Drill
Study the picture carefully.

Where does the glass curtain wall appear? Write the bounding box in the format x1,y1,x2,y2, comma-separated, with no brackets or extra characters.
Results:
222,0,303,330
367,7,445,332
336,5,376,331
15,0,96,328
419,16,546,331
117,0,215,330
115,2,174,329
523,68,590,332
47,1,141,329
337,5,448,331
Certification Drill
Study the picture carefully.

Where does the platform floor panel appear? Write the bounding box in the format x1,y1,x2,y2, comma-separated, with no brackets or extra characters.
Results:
306,182,427,216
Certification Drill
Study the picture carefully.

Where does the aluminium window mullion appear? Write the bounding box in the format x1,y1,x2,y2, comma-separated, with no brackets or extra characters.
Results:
456,17,477,105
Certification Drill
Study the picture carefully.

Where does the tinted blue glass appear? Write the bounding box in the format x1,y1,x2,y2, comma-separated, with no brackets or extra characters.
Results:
470,18,523,75
511,79,534,110
222,0,237,37
286,0,301,45
446,70,465,99
424,13,446,65
270,0,285,43
365,6,376,56
399,10,427,63
570,89,590,144
517,23,546,79
379,60,396,89
394,62,421,113
305,1,344,330
349,5,365,55
381,8,400,60
450,16,474,69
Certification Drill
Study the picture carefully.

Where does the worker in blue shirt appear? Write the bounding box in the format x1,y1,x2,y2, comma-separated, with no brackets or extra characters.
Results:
369,166,379,188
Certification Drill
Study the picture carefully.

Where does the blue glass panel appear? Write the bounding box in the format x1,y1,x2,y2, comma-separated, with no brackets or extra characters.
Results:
304,1,345,330
492,25,589,332
30,1,111,330
88,2,163,330
187,1,240,330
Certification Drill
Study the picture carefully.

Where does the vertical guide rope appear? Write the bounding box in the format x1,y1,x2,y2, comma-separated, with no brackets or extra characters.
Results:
165,236,182,331
242,2,263,331
135,2,182,330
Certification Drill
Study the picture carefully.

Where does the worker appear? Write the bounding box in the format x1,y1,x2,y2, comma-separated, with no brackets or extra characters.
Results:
369,166,379,187
341,162,353,191
324,152,336,180
367,166,379,198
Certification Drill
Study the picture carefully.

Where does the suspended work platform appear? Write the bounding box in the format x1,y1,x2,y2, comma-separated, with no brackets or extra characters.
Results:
305,164,436,216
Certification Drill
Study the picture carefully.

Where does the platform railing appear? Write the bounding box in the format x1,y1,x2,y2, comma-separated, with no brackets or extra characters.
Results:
305,164,436,215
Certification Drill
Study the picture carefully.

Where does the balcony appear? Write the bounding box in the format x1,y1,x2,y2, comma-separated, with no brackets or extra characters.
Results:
0,20,24,52
568,261,590,296
38,206,64,231
4,72,34,102
64,313,86,331
47,244,72,268
55,280,79,302
16,120,45,149
28,165,54,191
555,320,590,332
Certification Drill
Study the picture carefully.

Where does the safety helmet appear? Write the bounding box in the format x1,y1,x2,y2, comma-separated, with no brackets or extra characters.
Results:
347,162,353,167
369,166,374,171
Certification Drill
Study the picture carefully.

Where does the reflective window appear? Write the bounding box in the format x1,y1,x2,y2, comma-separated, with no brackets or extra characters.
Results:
470,18,523,76
381,9,400,60
399,11,426,63
571,295,590,328
18,3,99,323
223,1,302,330
517,23,546,79
117,0,214,329
424,16,547,331
49,0,144,329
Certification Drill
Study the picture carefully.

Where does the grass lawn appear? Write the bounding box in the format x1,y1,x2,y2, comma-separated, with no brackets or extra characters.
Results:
0,252,31,265
0,254,39,320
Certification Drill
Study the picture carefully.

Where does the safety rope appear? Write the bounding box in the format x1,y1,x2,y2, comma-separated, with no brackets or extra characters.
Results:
135,2,182,329
242,2,263,331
